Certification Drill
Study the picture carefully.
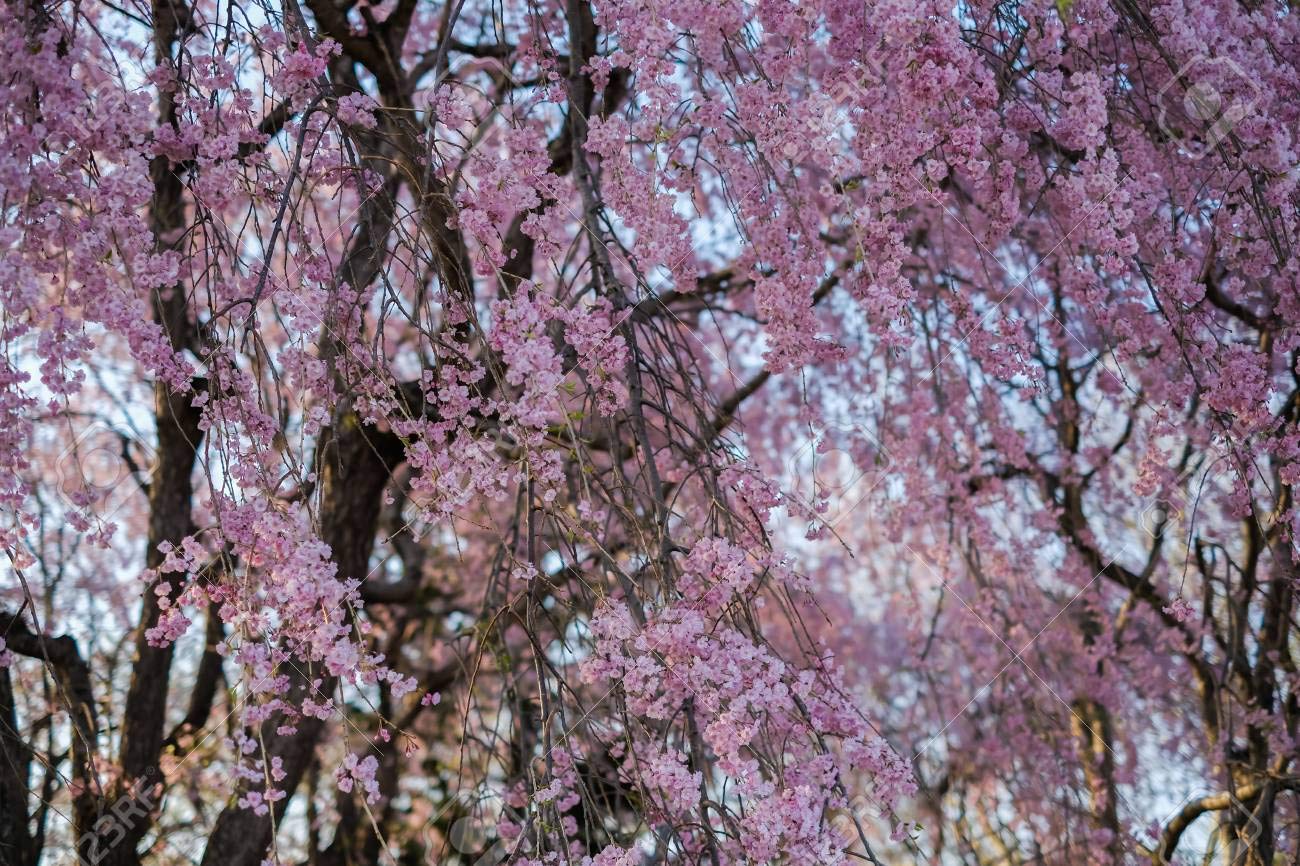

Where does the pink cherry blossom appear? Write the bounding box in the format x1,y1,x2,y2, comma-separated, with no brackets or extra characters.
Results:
2,0,1298,863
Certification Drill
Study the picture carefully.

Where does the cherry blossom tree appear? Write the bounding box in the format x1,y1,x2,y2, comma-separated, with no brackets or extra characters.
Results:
1,0,1298,863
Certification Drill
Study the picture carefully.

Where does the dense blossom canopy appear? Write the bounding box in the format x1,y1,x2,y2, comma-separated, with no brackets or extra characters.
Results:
1,0,1299,863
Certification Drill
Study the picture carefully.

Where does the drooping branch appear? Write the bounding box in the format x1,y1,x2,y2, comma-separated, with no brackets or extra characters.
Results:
1152,779,1300,864
0,608,100,857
